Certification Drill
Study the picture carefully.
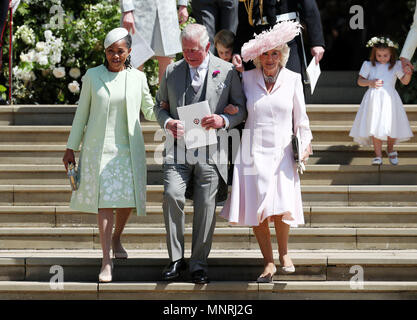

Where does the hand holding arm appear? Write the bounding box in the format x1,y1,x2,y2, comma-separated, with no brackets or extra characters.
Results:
232,54,244,73
400,57,414,73
400,68,413,85
224,104,239,115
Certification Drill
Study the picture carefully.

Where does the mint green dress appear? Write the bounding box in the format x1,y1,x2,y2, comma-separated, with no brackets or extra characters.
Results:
98,69,135,208
67,65,156,215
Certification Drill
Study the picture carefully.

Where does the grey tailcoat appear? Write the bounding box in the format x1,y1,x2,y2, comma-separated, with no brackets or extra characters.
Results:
154,53,247,201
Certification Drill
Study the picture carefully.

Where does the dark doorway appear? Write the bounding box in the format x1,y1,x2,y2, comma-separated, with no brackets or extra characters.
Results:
316,0,415,71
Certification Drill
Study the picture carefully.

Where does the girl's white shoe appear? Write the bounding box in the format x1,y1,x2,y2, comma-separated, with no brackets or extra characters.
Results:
387,151,399,165
372,157,382,165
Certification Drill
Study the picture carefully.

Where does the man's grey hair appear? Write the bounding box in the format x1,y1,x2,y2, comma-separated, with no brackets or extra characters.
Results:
180,23,210,48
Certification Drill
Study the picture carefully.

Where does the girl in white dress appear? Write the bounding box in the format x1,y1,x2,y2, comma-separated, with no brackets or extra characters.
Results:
349,36,413,165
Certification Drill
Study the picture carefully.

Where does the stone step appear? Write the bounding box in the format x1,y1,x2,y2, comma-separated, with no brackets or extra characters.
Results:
0,105,77,125
2,104,417,126
1,250,417,283
0,280,416,299
1,185,416,206
2,122,417,146
2,164,414,185
3,143,417,165
2,143,417,167
0,226,416,250
1,205,417,228
310,143,417,165
0,125,159,145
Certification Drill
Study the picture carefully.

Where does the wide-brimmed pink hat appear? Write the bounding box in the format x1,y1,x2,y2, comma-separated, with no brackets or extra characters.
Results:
241,20,301,62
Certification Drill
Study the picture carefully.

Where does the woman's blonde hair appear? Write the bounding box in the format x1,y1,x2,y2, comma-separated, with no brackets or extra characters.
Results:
253,44,290,69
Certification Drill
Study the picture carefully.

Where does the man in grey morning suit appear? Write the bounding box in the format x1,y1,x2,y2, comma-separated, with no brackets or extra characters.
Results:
154,23,247,284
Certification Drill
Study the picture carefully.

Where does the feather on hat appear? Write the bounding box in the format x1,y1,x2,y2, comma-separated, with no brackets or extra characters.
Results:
241,21,302,62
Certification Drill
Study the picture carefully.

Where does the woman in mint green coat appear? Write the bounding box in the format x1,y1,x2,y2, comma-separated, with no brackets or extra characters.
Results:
63,28,156,282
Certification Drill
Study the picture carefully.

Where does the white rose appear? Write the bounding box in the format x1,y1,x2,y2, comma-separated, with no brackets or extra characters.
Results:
380,39,385,43
69,67,81,79
68,80,80,94
44,30,53,41
371,37,378,43
52,67,65,78
36,41,46,52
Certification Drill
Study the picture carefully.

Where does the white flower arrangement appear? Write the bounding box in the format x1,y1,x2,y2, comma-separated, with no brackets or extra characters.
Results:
14,29,65,86
366,36,399,49
68,80,80,94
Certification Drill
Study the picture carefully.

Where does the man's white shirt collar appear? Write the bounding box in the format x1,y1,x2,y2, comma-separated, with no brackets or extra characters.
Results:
189,53,210,80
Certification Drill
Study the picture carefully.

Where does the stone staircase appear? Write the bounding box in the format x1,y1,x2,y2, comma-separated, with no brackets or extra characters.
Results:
0,105,417,300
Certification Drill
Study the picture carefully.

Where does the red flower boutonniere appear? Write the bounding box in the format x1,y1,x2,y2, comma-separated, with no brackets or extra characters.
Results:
212,70,220,77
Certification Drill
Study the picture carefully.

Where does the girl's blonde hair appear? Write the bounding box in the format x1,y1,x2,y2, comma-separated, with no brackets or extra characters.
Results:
253,44,290,69
370,46,397,70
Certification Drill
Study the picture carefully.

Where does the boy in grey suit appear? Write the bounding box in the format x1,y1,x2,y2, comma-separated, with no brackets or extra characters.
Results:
154,23,246,283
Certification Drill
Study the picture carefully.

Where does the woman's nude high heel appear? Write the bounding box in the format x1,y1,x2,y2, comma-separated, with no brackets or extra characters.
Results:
98,261,114,283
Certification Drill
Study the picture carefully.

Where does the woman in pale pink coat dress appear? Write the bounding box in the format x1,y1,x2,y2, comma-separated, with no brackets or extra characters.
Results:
221,21,313,282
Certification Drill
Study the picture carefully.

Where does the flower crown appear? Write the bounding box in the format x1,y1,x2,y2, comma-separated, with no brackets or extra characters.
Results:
366,36,399,49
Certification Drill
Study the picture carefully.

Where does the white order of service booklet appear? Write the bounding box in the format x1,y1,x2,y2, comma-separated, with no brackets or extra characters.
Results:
177,100,218,149
306,57,321,95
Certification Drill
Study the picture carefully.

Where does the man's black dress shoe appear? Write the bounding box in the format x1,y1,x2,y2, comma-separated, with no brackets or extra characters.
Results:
162,258,187,280
191,270,210,284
